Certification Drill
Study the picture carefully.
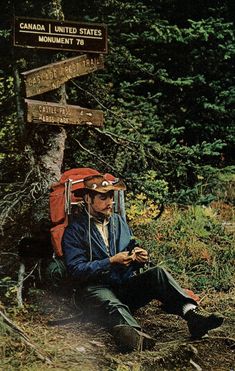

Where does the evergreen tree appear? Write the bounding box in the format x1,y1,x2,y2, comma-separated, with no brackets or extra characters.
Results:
0,0,234,234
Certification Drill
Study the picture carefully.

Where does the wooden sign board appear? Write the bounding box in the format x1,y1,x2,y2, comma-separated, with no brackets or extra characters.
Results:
14,16,107,54
22,54,104,97
25,99,104,127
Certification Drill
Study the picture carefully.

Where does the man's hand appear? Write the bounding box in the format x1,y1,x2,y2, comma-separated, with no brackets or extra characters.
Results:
110,252,135,266
109,248,149,266
132,247,149,263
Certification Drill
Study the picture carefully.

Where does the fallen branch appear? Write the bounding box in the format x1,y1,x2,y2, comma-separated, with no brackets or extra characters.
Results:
17,262,25,307
208,336,235,347
0,309,53,364
190,359,202,371
47,313,82,326
17,261,40,307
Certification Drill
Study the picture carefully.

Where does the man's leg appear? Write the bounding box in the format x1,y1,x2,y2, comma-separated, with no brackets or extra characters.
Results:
76,284,155,351
76,284,141,329
119,266,197,315
118,266,223,339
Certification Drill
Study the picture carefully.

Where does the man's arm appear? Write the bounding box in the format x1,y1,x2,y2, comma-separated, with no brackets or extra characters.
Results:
62,224,111,282
109,252,134,265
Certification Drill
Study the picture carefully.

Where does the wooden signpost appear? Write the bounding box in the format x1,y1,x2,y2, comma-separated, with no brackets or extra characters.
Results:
22,54,104,97
16,16,107,128
25,99,104,127
14,16,107,54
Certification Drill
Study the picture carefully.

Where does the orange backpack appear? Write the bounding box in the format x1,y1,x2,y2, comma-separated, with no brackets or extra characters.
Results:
49,168,124,257
50,168,100,257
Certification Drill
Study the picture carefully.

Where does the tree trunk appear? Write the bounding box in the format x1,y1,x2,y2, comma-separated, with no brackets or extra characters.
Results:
27,0,67,224
1,0,68,233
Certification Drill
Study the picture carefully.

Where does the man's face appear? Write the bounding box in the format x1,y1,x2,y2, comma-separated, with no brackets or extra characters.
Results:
87,191,114,218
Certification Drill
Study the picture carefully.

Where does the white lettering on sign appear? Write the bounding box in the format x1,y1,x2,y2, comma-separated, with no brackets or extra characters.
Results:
54,26,77,34
20,23,46,31
38,114,69,124
79,28,102,36
76,39,85,45
25,98,104,127
38,104,70,116
15,17,107,53
23,55,104,97
38,35,74,45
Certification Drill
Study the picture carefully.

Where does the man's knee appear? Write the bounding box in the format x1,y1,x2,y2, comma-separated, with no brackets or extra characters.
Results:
146,266,168,281
82,285,128,312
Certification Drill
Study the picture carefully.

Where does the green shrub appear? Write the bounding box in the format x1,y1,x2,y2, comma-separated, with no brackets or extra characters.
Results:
129,204,235,292
173,166,235,205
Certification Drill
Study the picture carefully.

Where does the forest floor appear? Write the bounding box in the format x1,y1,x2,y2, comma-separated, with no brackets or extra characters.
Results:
1,286,234,371
1,200,234,370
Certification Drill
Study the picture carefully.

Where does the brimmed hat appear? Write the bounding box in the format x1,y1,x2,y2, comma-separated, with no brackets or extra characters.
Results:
71,168,126,196
84,174,126,193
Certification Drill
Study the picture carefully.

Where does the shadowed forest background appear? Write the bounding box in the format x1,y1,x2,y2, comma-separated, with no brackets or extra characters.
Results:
0,1,234,370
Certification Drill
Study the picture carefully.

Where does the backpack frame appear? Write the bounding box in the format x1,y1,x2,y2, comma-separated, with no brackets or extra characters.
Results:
50,168,126,257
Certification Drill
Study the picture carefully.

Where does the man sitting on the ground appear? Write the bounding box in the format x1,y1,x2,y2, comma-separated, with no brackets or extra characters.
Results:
62,171,223,351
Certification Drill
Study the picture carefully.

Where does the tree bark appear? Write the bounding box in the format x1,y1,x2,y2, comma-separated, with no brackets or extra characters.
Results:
1,0,68,232
27,0,67,224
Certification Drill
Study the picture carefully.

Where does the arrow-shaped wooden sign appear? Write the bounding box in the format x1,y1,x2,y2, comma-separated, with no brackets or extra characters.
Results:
25,99,104,127
22,54,104,97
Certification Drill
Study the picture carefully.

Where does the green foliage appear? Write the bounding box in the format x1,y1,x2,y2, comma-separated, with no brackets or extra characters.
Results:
0,276,18,306
173,165,235,205
63,0,235,200
130,204,235,292
0,0,234,209
0,74,19,159
127,170,168,203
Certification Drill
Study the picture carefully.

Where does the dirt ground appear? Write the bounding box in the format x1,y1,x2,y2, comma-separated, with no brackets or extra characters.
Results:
1,287,234,371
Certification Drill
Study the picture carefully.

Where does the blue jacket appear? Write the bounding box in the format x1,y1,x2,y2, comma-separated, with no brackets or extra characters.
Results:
62,210,138,286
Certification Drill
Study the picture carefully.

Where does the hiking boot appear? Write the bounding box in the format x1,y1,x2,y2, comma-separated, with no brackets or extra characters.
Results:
112,324,155,352
185,307,224,339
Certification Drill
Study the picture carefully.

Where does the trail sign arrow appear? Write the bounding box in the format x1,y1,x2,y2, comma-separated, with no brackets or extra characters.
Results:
25,99,104,127
22,54,104,97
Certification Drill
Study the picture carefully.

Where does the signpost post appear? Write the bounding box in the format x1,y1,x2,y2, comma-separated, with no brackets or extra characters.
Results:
14,16,107,53
15,16,107,128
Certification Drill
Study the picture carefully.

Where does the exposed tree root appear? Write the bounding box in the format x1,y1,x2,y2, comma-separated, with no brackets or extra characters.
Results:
0,309,53,364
